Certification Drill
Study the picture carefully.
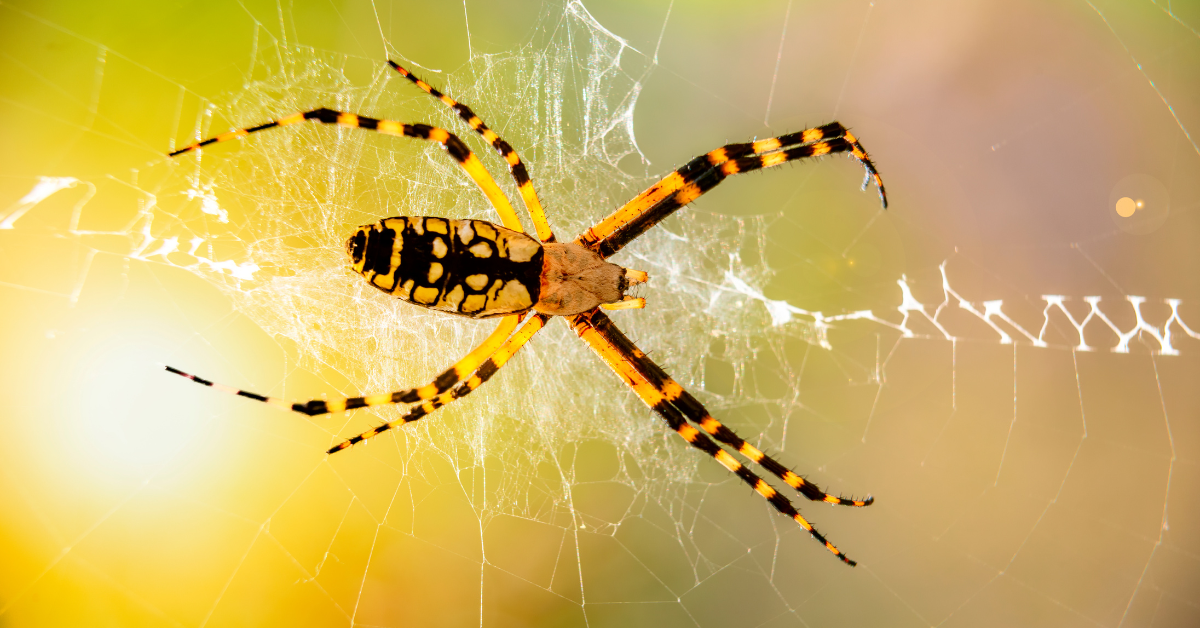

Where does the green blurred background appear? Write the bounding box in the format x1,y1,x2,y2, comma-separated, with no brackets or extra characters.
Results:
1,0,1197,626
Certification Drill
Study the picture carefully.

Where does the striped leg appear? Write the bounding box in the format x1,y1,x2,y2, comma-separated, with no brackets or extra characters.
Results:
584,310,871,508
166,314,520,416
388,60,555,243
569,310,860,566
169,108,526,234
576,123,887,258
326,313,548,453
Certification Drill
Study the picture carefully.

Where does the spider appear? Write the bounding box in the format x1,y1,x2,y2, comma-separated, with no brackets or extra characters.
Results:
166,59,887,566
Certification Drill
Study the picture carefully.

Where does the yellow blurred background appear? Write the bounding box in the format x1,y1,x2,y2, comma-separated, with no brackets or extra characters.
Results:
1,0,1198,626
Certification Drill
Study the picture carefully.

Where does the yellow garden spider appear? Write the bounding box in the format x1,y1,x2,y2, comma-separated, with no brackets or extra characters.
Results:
166,59,887,565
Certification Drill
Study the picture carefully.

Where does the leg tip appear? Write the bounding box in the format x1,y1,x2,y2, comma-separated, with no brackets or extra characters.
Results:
601,296,646,311
623,268,649,285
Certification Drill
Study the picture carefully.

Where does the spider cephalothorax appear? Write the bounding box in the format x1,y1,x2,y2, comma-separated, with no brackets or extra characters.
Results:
167,58,885,565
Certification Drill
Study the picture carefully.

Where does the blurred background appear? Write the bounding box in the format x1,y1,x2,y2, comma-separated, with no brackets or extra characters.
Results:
1,0,1197,626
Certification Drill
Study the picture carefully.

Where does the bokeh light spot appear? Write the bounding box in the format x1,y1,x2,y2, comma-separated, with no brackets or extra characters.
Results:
1109,174,1170,234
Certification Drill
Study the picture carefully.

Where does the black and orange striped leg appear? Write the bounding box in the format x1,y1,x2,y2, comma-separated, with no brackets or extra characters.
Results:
387,60,555,243
169,108,528,235
166,315,522,416
583,310,872,509
576,123,887,257
327,313,548,453
569,310,861,566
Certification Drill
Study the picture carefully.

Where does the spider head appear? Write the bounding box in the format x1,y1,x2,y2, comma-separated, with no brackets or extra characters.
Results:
534,243,650,315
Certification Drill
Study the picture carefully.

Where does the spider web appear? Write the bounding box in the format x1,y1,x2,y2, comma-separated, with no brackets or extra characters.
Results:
0,0,1197,626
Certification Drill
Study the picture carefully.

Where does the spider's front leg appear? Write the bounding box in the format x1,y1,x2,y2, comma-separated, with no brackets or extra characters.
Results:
577,122,887,259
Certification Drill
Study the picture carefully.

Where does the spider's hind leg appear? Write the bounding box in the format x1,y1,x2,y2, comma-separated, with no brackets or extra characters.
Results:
583,310,872,508
571,309,868,566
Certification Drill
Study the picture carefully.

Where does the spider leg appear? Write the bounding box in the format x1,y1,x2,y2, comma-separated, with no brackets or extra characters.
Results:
576,123,887,258
168,108,526,235
327,313,548,453
166,314,520,416
569,310,861,566
582,310,871,508
388,60,555,243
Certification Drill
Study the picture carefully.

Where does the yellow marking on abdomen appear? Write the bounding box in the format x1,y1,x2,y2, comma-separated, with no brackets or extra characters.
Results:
441,284,465,310
465,274,489,290
372,272,396,291
474,222,496,240
457,221,475,244
412,286,439,304
462,294,487,313
396,279,414,299
489,280,533,312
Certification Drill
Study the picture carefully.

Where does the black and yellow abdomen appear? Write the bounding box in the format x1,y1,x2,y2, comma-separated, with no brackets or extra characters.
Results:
347,216,543,318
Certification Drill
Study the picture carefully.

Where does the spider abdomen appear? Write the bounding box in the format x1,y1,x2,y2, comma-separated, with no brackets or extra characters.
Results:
348,216,543,318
